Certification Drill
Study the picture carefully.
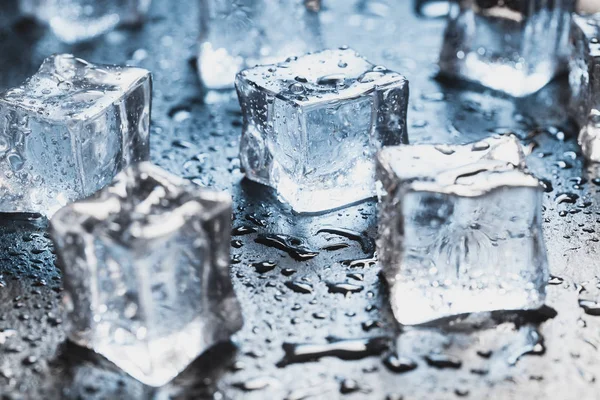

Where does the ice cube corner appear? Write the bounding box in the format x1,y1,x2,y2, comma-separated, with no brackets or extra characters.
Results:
49,161,243,387
236,48,409,213
0,54,151,217
376,136,548,325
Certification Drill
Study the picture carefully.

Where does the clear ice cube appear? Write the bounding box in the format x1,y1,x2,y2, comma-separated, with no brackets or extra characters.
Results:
570,13,600,162
49,162,243,387
0,54,150,217
376,136,548,325
19,0,151,43
197,0,322,89
438,0,574,97
236,48,409,213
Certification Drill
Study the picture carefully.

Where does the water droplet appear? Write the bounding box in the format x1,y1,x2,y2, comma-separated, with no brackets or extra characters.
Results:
423,353,462,369
383,354,418,373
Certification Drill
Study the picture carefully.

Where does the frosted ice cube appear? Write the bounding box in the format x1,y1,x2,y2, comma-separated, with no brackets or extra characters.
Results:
0,54,150,217
236,48,409,213
198,0,322,89
376,136,548,325
570,13,600,162
19,0,151,43
438,0,574,97
49,162,243,387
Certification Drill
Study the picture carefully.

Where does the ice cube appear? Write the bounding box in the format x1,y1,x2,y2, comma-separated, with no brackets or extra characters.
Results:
438,0,574,97
376,136,548,325
414,0,450,18
197,0,322,89
49,162,243,387
0,54,150,217
570,14,600,162
19,0,151,43
236,48,409,213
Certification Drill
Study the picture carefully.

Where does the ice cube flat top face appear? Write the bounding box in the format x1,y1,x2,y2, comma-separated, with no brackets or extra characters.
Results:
377,135,538,196
51,162,231,241
238,48,407,107
0,54,150,122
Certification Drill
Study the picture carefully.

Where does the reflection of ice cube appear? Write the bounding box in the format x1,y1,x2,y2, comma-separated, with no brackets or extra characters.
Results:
439,0,574,97
376,136,548,325
50,162,243,387
236,48,408,213
198,0,322,89
20,0,151,43
0,54,150,217
570,14,600,162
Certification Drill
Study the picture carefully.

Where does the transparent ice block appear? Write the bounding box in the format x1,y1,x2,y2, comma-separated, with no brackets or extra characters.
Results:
19,0,151,43
570,13,600,162
236,48,409,213
0,54,150,217
49,162,243,387
438,0,574,97
197,0,322,89
376,136,548,325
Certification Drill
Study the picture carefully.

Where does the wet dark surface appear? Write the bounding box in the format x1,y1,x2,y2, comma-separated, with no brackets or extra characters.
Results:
0,0,598,399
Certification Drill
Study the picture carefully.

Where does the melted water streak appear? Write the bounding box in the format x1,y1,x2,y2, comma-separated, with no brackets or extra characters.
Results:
277,337,390,367
255,234,319,261
316,226,376,256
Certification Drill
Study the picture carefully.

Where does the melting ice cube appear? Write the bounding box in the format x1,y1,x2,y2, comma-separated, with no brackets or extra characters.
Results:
50,162,243,386
236,47,408,213
570,13,600,162
197,0,322,89
376,135,548,325
438,0,574,97
19,0,151,43
0,54,150,217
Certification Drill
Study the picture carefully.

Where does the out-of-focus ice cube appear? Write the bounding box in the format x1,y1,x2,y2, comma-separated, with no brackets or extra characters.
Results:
0,54,150,217
19,0,151,43
414,0,451,18
50,162,243,387
570,13,600,162
198,0,322,90
376,136,548,325
439,0,574,97
236,48,409,213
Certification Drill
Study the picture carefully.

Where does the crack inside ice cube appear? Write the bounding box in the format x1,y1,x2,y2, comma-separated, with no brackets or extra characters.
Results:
236,48,409,213
569,13,600,163
0,54,151,217
49,162,243,386
376,136,548,325
438,0,574,97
